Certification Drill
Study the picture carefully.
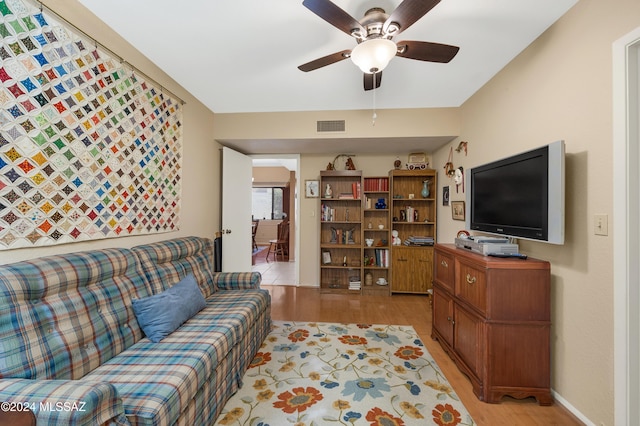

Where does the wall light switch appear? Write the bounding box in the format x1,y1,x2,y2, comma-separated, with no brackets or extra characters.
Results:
594,214,608,236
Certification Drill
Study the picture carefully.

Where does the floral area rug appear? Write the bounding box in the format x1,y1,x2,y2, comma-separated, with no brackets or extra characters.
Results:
215,321,475,426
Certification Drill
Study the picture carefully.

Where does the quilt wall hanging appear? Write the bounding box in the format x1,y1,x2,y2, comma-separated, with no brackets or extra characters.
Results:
0,0,183,250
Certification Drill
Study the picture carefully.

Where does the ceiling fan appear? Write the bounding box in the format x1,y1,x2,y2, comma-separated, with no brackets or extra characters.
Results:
298,0,460,91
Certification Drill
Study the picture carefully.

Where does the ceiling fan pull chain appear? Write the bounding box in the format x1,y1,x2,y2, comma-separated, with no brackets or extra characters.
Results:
372,72,377,126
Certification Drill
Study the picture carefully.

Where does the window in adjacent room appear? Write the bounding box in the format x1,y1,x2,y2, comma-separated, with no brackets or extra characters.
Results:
252,187,284,220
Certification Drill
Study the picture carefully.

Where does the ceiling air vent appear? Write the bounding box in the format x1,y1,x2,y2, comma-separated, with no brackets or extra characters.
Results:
317,120,345,133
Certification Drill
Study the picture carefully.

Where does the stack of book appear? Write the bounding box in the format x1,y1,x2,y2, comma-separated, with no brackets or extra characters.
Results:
349,278,361,291
404,236,434,246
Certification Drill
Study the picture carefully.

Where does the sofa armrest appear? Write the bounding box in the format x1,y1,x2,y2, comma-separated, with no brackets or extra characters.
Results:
0,379,128,426
213,272,262,290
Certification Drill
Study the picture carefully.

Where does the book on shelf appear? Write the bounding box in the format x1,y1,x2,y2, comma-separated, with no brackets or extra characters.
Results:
351,182,361,199
364,178,389,192
321,204,335,221
373,249,389,267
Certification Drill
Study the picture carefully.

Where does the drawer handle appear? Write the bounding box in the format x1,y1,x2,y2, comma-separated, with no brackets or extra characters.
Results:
440,260,448,268
466,274,477,284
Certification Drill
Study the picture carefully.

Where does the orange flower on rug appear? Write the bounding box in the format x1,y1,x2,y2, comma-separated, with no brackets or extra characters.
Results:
216,321,475,426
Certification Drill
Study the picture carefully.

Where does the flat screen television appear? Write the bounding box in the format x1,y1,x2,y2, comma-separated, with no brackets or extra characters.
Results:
465,140,565,244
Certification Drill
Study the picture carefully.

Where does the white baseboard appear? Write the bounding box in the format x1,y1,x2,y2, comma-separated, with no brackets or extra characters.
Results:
552,389,594,426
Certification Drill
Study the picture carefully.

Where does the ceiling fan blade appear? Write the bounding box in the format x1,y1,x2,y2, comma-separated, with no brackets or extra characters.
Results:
364,72,382,91
396,40,459,63
384,0,440,35
298,49,352,72
302,0,365,37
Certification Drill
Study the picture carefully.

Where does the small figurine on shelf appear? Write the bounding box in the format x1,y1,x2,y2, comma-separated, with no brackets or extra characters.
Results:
347,228,356,244
326,162,334,170
325,184,333,198
394,157,402,170
346,157,356,170
392,230,401,245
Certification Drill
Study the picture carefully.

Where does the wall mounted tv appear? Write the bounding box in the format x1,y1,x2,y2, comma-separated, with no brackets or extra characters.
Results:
465,140,565,244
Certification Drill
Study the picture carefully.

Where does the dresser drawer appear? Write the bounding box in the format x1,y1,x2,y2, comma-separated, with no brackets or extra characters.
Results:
456,262,487,313
434,249,455,292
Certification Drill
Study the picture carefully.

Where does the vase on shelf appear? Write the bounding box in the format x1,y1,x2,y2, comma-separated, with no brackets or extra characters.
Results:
421,180,430,198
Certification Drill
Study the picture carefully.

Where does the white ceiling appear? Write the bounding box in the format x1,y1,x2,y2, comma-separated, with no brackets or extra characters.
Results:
78,0,578,154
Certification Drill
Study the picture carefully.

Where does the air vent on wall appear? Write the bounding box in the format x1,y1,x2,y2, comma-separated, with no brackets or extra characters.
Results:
317,120,345,133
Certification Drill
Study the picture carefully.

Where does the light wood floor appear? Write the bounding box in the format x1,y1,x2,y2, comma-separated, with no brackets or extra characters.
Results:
263,285,584,426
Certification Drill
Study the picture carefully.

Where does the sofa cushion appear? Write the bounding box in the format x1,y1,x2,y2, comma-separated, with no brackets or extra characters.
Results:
132,236,217,298
0,248,149,381
132,274,206,343
85,340,216,426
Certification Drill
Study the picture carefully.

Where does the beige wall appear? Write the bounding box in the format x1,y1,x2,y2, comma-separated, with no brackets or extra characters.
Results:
252,166,290,186
1,0,221,264
217,0,638,422
214,108,460,140
433,0,640,423
5,0,637,423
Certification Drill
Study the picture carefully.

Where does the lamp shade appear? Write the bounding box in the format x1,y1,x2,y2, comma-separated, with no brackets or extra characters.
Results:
350,39,397,74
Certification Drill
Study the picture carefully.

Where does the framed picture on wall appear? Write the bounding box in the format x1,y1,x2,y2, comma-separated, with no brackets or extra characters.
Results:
305,180,319,198
452,201,465,221
443,186,450,206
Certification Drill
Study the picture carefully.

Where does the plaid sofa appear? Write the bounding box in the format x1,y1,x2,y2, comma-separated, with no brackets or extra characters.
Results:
0,236,271,425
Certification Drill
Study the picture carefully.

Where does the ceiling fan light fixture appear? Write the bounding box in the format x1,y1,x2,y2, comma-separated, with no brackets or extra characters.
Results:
350,38,397,74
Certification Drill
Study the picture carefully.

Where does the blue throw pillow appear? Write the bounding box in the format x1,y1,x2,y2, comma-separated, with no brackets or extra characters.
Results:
132,273,206,342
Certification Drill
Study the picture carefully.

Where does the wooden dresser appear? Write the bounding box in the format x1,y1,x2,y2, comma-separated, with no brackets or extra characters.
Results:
431,243,553,405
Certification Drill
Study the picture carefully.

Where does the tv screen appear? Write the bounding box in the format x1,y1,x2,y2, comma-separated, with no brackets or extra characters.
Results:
465,140,565,244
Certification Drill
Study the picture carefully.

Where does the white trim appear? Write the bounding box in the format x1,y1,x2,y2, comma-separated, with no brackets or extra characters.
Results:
613,27,640,426
551,390,595,426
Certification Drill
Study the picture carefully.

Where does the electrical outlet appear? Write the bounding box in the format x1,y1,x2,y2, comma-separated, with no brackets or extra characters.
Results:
594,214,608,236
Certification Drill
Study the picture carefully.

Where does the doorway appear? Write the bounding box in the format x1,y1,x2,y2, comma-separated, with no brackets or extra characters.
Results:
250,155,300,285
613,27,640,426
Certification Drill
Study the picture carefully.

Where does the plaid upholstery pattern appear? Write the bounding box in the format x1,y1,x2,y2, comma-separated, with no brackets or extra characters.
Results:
86,342,216,425
131,236,218,298
0,236,271,426
214,271,262,290
0,378,129,425
85,290,271,425
0,248,148,381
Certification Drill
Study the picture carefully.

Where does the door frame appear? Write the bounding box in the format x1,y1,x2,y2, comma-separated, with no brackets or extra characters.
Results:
250,154,301,285
613,27,640,426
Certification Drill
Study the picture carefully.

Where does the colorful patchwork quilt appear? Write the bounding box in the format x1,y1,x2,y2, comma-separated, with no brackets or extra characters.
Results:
0,0,183,249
